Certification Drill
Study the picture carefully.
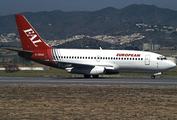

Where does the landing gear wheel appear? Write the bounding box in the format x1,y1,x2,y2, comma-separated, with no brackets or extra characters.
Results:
84,75,90,78
151,75,155,79
92,75,99,78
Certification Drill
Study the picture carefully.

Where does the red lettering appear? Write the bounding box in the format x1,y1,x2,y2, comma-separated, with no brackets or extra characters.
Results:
116,53,141,57
137,54,141,57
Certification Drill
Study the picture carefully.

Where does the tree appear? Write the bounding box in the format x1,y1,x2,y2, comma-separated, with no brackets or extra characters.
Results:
4,64,19,73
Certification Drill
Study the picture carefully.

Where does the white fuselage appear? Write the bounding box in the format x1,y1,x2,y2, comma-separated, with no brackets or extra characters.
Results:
51,49,176,75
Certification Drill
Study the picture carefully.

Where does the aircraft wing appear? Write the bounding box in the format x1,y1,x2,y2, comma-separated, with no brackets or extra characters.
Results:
49,60,114,70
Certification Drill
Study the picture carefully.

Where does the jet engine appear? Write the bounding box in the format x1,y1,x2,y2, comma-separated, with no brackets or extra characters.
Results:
66,66,105,75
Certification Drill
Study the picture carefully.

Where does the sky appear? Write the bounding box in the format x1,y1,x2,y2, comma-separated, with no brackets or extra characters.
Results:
1,0,177,16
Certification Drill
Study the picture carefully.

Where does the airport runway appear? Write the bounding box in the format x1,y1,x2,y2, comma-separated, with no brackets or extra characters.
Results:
0,76,177,86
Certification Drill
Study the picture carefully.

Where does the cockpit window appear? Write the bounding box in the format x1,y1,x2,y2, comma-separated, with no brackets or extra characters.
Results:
157,56,167,60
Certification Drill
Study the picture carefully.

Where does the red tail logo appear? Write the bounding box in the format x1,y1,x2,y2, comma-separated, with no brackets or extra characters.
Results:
23,28,42,47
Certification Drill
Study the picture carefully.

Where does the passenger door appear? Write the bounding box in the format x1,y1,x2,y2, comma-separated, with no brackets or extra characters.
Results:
145,55,150,65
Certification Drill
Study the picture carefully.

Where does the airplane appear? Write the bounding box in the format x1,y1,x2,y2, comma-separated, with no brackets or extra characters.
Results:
2,15,176,79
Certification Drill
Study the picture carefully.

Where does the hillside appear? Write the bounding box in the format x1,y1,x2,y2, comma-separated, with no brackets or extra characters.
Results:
1,4,177,48
54,37,114,49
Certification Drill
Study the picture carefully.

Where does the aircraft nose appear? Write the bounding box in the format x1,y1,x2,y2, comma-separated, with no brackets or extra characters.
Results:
169,61,176,69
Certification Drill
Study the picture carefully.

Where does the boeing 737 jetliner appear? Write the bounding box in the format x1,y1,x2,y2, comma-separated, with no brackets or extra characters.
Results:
3,15,176,78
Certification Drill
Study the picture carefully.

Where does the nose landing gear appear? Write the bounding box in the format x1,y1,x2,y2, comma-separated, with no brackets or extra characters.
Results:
151,75,155,79
151,72,161,79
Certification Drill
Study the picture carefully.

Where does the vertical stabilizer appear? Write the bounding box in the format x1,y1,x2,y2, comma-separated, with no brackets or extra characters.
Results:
15,15,53,50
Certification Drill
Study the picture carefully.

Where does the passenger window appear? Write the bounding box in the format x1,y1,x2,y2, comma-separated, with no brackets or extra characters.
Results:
141,58,143,60
138,58,140,60
135,58,137,60
121,58,123,60
127,58,129,60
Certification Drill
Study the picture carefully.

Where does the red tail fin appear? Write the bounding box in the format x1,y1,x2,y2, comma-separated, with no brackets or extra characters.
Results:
15,15,53,50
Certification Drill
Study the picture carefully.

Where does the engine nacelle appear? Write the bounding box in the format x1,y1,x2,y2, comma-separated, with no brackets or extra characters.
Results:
66,66,105,75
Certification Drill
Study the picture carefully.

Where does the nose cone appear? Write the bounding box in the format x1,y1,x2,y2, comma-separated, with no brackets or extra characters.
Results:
169,61,176,69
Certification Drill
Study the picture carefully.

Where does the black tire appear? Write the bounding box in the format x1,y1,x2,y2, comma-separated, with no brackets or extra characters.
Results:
92,75,99,78
151,75,155,79
84,75,90,78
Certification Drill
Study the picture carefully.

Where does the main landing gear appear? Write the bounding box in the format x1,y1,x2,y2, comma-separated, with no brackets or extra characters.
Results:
84,75,99,78
84,75,90,78
92,75,99,78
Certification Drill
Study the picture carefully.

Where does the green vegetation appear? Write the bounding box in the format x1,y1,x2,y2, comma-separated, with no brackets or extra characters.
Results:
0,67,176,78
0,68,81,77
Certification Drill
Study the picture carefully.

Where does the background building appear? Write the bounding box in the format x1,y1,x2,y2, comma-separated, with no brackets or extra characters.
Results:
143,43,160,51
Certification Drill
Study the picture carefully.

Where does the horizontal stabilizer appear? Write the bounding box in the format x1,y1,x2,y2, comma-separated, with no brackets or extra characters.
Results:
2,47,33,53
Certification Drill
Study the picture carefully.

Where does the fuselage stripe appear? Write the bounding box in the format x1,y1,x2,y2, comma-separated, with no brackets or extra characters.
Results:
54,49,57,60
52,49,56,60
56,49,60,60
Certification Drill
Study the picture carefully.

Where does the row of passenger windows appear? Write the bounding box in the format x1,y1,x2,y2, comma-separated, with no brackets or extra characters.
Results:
57,56,143,60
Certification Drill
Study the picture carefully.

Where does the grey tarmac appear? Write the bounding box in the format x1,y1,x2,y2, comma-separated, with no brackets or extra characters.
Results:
0,76,177,86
